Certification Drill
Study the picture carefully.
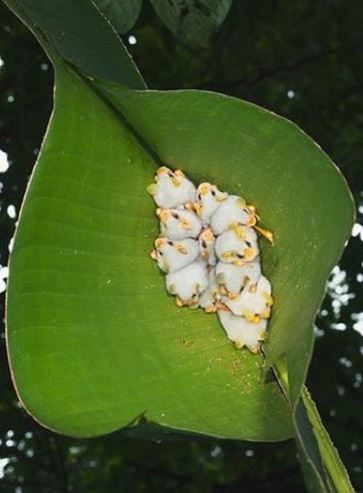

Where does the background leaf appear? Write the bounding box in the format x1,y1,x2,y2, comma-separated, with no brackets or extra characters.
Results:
150,0,233,47
93,0,143,34
2,0,145,87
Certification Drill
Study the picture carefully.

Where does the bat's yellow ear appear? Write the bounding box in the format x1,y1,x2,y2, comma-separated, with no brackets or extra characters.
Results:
174,169,185,178
198,182,211,195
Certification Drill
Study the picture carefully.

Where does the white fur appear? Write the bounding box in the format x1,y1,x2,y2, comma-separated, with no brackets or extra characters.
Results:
150,168,196,208
166,260,208,304
199,268,220,312
154,238,199,273
210,195,254,234
159,209,202,240
215,226,259,264
149,166,272,353
218,310,267,351
198,228,217,266
216,259,261,296
223,275,272,318
196,183,228,223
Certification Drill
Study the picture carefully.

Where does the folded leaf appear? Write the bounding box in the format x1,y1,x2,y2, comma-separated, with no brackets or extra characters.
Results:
96,82,355,404
4,0,355,449
6,61,293,440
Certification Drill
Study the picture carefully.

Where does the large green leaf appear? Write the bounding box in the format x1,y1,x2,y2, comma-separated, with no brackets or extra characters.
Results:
4,0,355,453
150,0,233,47
2,0,145,88
6,60,293,440
93,0,143,34
95,82,355,405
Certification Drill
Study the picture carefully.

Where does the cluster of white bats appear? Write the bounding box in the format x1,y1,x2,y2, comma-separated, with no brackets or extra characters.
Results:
147,166,274,353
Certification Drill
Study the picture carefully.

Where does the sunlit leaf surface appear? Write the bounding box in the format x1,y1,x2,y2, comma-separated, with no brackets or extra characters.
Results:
93,0,143,34
99,83,355,404
7,62,294,440
4,0,355,448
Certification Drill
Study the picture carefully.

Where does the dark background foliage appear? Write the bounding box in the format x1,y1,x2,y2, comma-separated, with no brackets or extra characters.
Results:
0,1,363,491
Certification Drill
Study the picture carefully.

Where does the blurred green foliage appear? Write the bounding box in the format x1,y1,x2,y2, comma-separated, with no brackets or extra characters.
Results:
0,1,362,491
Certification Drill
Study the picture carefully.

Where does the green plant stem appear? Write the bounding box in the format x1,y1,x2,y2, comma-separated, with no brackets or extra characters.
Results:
301,385,355,493
272,357,355,493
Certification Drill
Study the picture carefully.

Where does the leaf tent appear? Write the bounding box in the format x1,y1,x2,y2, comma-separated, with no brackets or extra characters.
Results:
3,0,356,490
